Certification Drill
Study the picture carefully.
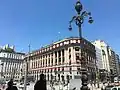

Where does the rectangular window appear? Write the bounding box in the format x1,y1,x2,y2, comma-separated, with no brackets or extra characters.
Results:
63,57,65,63
51,58,53,65
58,68,60,71
51,53,53,56
55,59,57,65
62,68,64,72
69,55,71,59
69,60,71,65
49,59,50,65
58,51,61,57
43,60,44,67
62,49,64,56
75,47,79,51
59,58,61,63
55,51,57,58
46,60,47,66
76,56,79,60
70,67,72,74
69,49,71,52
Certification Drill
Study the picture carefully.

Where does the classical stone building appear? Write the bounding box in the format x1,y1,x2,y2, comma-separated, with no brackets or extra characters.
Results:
25,37,96,82
0,44,25,81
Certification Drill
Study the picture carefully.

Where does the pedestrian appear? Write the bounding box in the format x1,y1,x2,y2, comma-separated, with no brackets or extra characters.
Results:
6,79,18,90
2,85,5,90
101,83,105,90
34,74,47,90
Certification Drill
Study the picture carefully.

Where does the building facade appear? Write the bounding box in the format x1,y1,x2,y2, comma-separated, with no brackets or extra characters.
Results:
25,37,96,82
115,54,120,75
93,40,110,72
107,47,117,75
92,43,102,70
93,40,119,76
0,44,25,81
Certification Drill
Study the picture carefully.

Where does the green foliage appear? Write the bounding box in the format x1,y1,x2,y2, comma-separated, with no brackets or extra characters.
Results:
0,47,15,53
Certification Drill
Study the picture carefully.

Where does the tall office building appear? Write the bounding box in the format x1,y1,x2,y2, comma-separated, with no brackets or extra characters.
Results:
93,40,118,75
93,40,110,72
115,54,120,75
93,45,103,70
107,47,117,75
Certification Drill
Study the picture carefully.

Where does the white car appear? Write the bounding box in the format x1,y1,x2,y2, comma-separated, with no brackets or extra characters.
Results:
105,86,120,90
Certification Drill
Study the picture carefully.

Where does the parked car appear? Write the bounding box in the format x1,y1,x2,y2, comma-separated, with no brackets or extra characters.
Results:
104,85,114,90
104,86,120,90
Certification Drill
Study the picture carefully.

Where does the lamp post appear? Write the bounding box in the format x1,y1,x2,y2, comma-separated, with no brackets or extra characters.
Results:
69,0,93,90
23,44,30,90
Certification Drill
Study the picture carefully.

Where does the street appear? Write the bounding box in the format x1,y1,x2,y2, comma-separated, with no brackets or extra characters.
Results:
15,83,102,90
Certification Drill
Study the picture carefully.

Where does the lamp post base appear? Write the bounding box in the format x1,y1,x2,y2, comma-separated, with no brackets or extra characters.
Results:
81,69,89,90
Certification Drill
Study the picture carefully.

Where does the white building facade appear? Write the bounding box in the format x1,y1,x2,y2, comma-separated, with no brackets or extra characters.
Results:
93,40,110,72
0,45,25,81
94,46,103,70
93,40,118,75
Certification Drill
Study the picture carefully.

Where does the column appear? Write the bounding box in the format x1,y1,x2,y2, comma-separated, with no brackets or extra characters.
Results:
64,49,68,81
53,52,55,76
61,50,63,65
57,51,59,65
8,62,10,79
3,62,4,74
42,56,43,68
39,59,41,68
0,63,2,78
65,48,69,64
71,47,74,64
36,71,37,81
47,55,48,67
50,54,52,81
57,51,59,81
5,62,7,77
50,54,51,66
53,52,55,65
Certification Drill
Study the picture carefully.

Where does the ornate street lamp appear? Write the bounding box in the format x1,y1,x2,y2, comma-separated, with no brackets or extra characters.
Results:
69,0,93,90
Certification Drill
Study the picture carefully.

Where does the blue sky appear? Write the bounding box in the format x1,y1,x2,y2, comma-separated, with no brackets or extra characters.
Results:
0,0,120,54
